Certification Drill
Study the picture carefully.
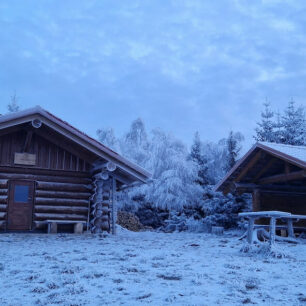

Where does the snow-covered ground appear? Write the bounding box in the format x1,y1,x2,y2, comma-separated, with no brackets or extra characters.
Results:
0,229,305,306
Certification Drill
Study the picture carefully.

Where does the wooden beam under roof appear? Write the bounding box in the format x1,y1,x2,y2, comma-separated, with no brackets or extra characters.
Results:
258,170,306,185
252,157,277,182
236,151,262,182
235,182,306,193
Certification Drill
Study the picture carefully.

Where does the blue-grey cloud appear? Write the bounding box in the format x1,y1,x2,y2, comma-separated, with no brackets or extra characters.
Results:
1,0,306,149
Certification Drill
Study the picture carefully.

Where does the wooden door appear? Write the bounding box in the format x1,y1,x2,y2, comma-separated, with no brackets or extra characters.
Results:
7,180,34,230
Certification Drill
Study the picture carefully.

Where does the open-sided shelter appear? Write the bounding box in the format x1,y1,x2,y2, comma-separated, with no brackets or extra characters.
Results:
216,142,306,227
0,106,150,233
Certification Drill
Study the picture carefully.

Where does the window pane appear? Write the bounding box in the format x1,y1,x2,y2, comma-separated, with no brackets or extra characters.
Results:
14,185,29,203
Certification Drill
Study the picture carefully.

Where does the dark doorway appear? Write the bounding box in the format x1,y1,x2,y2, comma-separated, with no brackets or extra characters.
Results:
7,180,34,230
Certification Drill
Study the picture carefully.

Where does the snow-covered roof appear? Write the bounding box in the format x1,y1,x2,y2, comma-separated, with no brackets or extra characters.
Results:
258,142,306,163
0,106,151,183
215,141,306,193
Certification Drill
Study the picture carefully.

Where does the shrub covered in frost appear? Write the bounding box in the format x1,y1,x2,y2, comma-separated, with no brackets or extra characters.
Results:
201,187,251,229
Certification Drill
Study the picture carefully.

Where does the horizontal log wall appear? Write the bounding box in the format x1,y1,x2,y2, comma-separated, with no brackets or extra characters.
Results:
0,169,92,231
34,171,92,228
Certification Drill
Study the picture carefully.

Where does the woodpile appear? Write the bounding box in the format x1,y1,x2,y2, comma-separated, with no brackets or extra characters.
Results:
117,211,144,232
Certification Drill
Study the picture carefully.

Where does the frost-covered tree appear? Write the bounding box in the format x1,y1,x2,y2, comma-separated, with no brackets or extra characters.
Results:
98,118,248,230
254,101,276,142
222,131,244,172
281,100,305,145
189,132,209,186
201,187,250,229
200,141,227,185
122,118,150,167
118,129,203,213
7,92,20,113
97,128,120,153
144,129,203,211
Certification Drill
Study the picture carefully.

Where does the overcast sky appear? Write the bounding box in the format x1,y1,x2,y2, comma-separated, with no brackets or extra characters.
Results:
1,0,306,149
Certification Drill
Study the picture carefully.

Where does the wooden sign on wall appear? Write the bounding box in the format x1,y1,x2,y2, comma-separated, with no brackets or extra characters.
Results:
14,153,36,166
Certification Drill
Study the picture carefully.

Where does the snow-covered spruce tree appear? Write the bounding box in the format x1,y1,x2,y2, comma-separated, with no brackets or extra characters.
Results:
201,131,249,229
201,186,250,229
254,101,276,142
281,100,305,146
222,131,244,173
189,132,209,186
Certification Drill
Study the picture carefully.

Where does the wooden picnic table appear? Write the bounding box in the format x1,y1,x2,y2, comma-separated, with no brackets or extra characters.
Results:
238,211,306,244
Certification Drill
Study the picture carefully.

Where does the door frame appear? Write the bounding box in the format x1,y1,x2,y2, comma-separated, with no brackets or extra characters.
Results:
7,180,35,231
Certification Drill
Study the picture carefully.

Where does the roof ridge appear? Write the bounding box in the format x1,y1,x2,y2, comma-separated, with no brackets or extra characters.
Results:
259,141,306,150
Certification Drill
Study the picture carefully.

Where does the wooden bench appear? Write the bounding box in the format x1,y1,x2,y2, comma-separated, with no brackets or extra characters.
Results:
46,220,87,234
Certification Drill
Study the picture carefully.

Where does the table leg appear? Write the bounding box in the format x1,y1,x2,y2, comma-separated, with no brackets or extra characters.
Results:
269,217,276,245
247,218,255,244
287,219,294,238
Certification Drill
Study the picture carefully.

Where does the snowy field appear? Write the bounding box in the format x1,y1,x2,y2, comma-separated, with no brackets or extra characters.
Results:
0,229,305,306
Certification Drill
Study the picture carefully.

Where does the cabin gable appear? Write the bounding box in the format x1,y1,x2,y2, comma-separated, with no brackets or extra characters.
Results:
0,125,96,172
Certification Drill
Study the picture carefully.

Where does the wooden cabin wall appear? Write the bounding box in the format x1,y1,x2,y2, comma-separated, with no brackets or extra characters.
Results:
0,130,91,172
253,190,306,227
0,130,93,230
0,168,93,230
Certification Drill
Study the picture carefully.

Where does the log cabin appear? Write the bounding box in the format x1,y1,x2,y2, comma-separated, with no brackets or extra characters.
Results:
215,142,306,228
0,106,150,233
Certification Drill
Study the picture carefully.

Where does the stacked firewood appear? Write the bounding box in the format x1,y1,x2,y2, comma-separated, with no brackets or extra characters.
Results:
117,211,144,232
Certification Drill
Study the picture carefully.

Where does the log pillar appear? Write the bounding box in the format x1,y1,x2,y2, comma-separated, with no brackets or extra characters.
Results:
111,176,117,235
91,177,111,233
101,179,111,231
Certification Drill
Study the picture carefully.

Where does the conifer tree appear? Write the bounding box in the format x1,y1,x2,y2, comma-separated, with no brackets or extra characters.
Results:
7,92,20,113
254,101,275,142
224,131,244,172
281,100,305,145
189,132,209,185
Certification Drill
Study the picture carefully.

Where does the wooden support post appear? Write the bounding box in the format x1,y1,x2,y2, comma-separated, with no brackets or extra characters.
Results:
247,217,255,244
269,217,276,245
48,222,57,234
74,223,83,234
287,219,295,238
252,189,260,211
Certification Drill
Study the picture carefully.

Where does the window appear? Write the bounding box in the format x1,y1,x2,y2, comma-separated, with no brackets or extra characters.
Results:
14,185,29,203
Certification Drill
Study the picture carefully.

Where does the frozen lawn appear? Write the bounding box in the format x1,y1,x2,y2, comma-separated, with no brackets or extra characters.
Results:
0,229,305,305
